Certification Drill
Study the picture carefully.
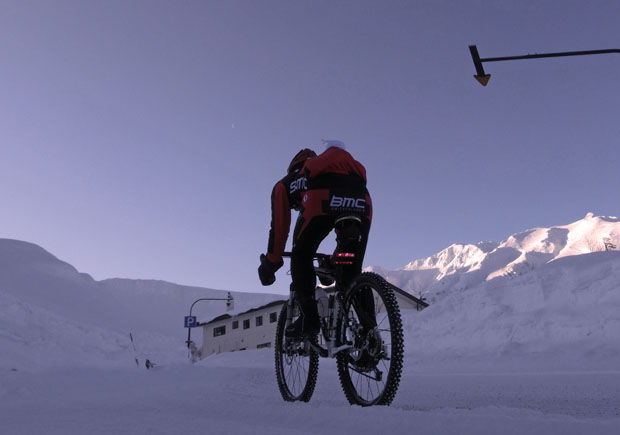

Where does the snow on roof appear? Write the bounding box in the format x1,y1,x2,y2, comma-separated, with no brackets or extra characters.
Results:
201,300,286,326
387,282,429,308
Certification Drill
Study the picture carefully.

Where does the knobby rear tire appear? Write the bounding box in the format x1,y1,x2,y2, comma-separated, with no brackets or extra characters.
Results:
274,302,319,402
336,272,404,406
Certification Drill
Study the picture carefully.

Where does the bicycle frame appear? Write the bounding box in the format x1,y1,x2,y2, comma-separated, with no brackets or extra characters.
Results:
282,251,355,358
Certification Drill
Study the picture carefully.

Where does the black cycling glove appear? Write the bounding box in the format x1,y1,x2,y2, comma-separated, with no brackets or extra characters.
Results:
258,254,284,286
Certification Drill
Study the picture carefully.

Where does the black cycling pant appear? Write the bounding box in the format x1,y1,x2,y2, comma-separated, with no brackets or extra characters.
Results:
290,214,374,328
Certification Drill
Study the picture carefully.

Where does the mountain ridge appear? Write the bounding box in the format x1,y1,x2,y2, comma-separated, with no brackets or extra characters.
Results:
368,213,620,303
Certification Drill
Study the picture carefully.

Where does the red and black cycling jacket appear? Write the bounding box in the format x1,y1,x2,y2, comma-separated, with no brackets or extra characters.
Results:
266,168,307,264
299,147,372,235
266,147,371,264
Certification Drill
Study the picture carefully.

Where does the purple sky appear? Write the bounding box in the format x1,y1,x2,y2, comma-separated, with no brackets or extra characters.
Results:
2,0,619,296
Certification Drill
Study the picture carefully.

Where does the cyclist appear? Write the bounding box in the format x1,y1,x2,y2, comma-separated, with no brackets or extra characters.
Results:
259,140,374,338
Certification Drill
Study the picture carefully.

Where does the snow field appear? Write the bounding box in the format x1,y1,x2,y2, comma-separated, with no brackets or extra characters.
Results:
400,251,620,373
2,350,619,435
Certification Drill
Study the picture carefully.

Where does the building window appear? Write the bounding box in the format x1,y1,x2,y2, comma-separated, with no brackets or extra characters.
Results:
243,319,250,329
269,312,278,323
232,320,239,329
256,315,263,327
257,342,271,349
213,326,226,337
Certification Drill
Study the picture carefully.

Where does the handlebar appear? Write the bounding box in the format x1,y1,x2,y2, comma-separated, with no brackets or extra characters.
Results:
282,252,332,262
282,252,337,286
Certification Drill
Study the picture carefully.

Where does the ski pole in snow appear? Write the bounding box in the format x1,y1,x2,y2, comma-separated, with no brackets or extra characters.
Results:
129,332,139,367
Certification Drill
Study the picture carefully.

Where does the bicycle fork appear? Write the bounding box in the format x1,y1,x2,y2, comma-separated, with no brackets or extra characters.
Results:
285,286,298,331
309,292,354,358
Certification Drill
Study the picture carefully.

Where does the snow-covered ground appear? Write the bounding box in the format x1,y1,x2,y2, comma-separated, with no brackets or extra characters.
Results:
1,213,620,433
2,351,619,434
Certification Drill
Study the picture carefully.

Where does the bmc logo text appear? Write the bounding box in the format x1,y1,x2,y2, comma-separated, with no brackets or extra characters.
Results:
330,195,365,209
289,177,307,193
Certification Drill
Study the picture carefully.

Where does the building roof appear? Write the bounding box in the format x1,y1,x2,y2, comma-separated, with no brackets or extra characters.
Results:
385,282,429,308
323,279,428,308
200,281,427,327
201,299,286,326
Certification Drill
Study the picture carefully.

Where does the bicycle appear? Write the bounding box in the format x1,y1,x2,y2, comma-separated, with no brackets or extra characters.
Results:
273,217,404,406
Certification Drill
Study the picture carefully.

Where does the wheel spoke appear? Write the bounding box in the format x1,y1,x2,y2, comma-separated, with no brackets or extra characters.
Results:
376,298,385,315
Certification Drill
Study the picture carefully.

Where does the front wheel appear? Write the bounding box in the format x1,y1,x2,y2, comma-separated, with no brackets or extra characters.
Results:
336,272,404,406
274,302,319,402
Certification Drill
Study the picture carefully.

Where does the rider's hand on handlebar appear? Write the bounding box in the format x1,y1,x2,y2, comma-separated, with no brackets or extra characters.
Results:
258,254,284,286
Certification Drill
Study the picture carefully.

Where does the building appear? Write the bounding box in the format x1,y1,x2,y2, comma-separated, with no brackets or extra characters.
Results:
200,284,428,358
200,300,285,358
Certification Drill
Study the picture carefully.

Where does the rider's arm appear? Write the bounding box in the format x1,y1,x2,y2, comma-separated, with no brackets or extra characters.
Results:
266,181,291,264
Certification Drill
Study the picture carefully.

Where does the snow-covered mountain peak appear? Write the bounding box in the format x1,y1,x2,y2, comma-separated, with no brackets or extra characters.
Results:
403,241,498,278
372,213,620,302
489,213,620,280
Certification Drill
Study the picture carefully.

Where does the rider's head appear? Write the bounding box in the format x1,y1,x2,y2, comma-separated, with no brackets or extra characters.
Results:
287,148,316,175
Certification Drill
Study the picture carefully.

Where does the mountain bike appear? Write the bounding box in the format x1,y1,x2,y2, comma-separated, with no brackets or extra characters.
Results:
274,219,404,406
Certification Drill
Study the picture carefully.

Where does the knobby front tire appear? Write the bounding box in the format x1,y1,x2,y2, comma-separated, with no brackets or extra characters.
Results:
336,272,404,406
274,302,319,402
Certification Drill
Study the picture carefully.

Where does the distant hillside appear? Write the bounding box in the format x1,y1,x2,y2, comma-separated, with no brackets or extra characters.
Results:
0,239,280,369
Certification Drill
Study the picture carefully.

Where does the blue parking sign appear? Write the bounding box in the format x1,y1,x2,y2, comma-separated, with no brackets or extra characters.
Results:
184,316,197,328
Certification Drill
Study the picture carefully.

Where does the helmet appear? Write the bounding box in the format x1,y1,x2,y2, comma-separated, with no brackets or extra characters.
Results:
322,139,346,151
287,148,316,174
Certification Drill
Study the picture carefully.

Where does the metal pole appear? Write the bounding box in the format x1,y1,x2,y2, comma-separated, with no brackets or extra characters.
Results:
469,45,620,86
481,48,620,63
186,297,229,349
469,45,487,76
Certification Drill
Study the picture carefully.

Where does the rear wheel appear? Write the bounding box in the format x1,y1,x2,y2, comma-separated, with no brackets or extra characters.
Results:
336,272,404,406
274,302,319,402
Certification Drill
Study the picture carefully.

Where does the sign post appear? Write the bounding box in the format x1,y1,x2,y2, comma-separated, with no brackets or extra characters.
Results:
184,316,197,329
185,296,235,352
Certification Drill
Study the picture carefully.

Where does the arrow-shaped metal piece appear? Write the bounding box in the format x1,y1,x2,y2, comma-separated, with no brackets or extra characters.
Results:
469,45,491,86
